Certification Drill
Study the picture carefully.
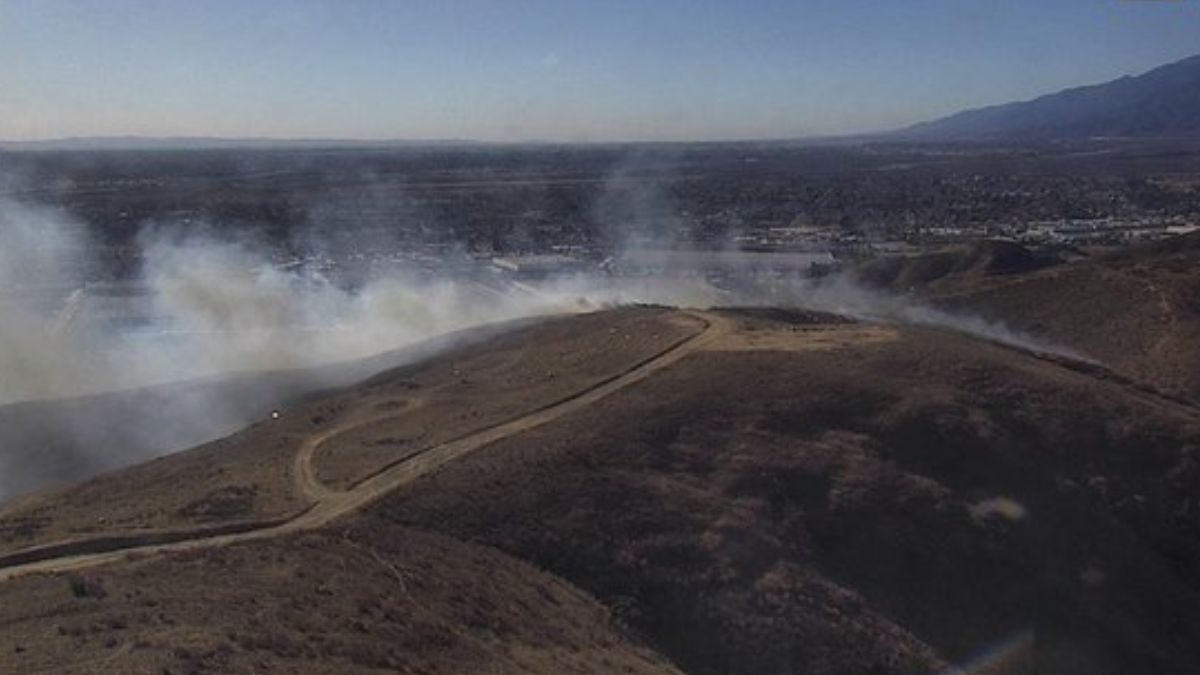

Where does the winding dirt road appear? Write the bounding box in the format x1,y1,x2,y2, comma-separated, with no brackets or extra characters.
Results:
0,311,731,582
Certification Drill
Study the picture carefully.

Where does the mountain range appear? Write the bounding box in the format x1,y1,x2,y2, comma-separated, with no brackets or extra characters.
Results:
6,53,1199,149
903,53,1200,140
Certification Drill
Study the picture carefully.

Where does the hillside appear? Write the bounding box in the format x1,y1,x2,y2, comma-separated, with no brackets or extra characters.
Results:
903,54,1200,140
859,232,1200,399
0,319,519,503
0,306,1198,673
366,309,1200,674
0,309,700,554
852,240,1060,292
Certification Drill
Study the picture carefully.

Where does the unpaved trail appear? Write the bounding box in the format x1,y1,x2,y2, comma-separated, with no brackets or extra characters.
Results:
0,311,732,582
291,397,429,503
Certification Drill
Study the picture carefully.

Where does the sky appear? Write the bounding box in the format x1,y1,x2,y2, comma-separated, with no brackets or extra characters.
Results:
1,0,1198,143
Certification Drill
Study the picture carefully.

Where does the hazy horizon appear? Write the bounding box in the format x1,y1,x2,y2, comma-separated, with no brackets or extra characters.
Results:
3,1,1199,144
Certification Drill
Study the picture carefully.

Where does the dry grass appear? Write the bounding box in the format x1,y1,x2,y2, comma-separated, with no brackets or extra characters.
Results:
0,308,701,557
312,309,703,489
3,305,1200,674
366,309,1200,675
0,525,681,675
911,233,1200,400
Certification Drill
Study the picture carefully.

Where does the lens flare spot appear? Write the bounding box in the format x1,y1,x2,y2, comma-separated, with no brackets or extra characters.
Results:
969,496,1028,523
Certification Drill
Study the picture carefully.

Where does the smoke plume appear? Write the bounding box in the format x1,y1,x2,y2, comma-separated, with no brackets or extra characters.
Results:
0,194,725,499
0,176,1065,501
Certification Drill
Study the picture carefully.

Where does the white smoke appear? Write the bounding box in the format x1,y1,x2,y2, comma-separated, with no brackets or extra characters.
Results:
761,274,1080,358
0,179,1071,501
0,200,114,403
0,194,728,499
0,200,723,406
0,195,1067,407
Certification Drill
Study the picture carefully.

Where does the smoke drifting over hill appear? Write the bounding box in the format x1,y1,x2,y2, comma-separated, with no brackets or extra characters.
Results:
0,191,1064,405
0,201,707,406
770,274,1069,358
0,182,1063,501
0,200,106,404
0,194,724,499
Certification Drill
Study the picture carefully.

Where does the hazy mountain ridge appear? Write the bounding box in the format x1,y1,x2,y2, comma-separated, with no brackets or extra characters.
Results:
904,54,1200,140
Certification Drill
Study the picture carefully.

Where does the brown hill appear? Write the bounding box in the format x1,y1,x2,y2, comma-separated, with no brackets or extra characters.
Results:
0,317,518,502
0,307,1198,674
0,524,681,675
366,308,1200,674
0,309,700,554
853,240,1060,292
891,232,1200,399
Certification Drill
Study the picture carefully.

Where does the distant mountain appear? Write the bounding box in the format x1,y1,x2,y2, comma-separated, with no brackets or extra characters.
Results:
903,54,1200,140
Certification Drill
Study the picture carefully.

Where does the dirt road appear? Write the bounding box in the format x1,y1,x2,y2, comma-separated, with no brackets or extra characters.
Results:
0,311,731,582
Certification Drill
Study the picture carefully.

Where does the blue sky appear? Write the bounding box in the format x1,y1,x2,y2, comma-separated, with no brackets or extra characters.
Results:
2,0,1198,142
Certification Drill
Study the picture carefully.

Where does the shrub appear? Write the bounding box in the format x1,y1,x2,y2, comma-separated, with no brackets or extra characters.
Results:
67,572,107,599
